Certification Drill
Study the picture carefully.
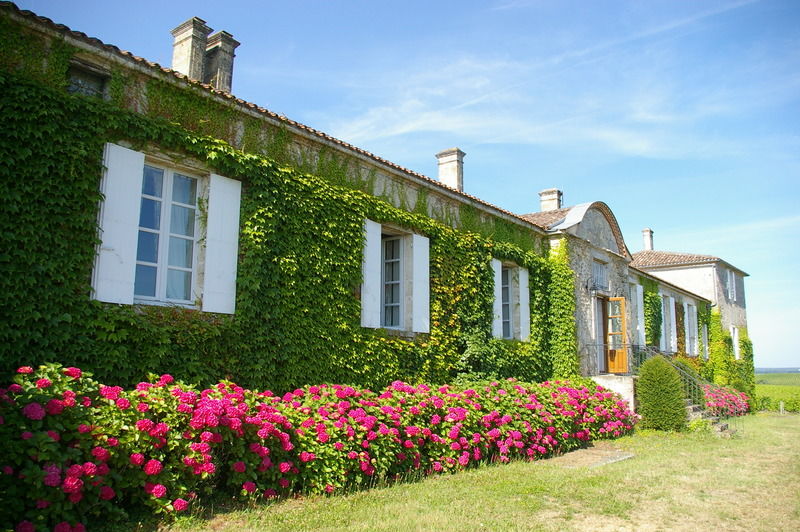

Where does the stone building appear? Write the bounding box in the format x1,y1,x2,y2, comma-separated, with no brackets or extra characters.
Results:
0,4,750,398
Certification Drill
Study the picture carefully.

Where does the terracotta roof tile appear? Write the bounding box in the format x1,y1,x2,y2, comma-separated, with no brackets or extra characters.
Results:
520,208,571,229
0,2,547,235
630,250,720,268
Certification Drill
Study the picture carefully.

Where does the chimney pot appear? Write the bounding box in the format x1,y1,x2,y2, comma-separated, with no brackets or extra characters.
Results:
539,188,563,211
436,148,465,192
171,17,212,81
642,228,654,251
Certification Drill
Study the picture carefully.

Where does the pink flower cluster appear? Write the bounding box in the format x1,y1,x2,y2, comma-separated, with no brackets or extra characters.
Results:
703,384,750,417
1,364,637,529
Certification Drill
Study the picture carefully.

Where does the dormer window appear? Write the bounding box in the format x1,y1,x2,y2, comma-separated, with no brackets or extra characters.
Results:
67,62,107,98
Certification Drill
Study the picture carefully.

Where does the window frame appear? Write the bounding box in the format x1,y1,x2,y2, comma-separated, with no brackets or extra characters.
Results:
592,260,609,291
380,234,404,329
133,162,203,307
66,60,109,99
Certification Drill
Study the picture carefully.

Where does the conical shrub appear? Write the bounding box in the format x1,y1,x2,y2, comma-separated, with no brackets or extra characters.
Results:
636,355,687,431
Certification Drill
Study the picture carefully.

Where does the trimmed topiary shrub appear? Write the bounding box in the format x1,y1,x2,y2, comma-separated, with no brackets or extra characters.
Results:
636,356,687,431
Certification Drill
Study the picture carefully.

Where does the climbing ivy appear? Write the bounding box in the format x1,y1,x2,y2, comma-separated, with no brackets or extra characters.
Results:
0,65,579,392
639,276,662,347
675,301,685,353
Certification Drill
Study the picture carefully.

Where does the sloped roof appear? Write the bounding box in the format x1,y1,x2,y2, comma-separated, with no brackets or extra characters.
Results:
631,250,749,276
522,202,631,259
520,208,571,229
0,2,548,236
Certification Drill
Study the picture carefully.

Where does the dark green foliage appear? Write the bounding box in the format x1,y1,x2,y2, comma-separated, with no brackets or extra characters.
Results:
0,59,579,392
636,356,687,431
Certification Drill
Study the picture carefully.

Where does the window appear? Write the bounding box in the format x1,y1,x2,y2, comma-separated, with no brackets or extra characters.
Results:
727,270,737,302
134,165,199,303
501,267,512,338
381,236,403,328
491,260,530,340
361,219,429,333
592,260,608,291
92,143,241,314
67,63,107,98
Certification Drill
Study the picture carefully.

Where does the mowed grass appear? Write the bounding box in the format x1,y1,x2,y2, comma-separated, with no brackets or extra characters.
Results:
150,413,800,532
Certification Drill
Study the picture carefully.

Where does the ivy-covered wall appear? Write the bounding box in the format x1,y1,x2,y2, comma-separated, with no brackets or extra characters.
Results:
0,14,580,391
639,276,662,347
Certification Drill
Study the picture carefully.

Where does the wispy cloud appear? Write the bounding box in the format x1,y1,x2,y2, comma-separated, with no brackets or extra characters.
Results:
325,0,778,159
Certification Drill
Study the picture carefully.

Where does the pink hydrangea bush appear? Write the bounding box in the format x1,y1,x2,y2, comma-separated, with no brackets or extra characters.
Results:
703,384,749,417
1,365,637,529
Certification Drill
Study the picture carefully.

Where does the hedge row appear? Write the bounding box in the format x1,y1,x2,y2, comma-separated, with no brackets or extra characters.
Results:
1,363,637,530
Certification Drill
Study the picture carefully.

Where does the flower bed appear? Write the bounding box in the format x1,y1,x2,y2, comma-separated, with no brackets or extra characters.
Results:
703,384,750,417
1,364,636,530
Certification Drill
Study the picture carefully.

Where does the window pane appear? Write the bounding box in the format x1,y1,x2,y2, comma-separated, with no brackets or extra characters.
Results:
142,166,164,197
136,231,159,263
134,265,157,297
166,269,192,301
384,239,399,260
384,283,400,305
609,299,621,316
139,198,161,230
384,261,399,282
170,205,195,237
384,305,398,328
168,236,193,268
502,268,509,285
173,174,197,205
502,286,510,304
609,316,622,333
503,321,511,339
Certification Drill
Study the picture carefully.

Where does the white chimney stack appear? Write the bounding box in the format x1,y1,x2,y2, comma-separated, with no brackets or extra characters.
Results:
642,228,654,250
171,17,212,82
171,18,240,93
436,148,465,192
539,188,563,211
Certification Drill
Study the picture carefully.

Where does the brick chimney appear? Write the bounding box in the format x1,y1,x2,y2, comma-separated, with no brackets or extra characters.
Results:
539,188,563,211
642,228,654,250
436,148,465,192
203,31,240,93
171,17,212,81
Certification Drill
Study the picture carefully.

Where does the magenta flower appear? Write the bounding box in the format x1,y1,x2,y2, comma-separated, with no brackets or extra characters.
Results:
130,453,145,466
16,366,33,374
35,378,52,389
61,476,83,494
91,447,111,462
143,459,163,476
22,402,45,420
63,367,82,379
45,399,65,415
99,486,115,500
232,461,246,473
242,481,256,493
299,452,316,463
173,498,189,511
151,484,167,498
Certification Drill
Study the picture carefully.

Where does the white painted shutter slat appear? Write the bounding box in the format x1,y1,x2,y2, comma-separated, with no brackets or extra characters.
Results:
92,143,144,304
636,284,646,346
518,267,530,341
668,296,677,352
202,174,241,314
491,259,503,338
361,219,382,328
411,234,430,333
683,302,690,354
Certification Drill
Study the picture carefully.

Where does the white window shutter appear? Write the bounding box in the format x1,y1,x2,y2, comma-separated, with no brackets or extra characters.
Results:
518,267,530,341
202,174,241,314
636,284,646,346
491,259,503,338
92,143,144,304
659,293,666,351
668,296,677,352
361,219,382,328
683,302,690,353
411,234,430,333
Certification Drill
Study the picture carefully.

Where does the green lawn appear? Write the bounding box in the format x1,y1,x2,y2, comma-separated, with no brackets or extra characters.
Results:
141,413,800,532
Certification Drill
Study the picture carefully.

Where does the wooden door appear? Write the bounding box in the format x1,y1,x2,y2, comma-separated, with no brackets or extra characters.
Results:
606,297,628,373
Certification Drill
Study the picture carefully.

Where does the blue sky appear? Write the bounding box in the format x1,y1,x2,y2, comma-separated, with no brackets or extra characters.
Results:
17,0,800,367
